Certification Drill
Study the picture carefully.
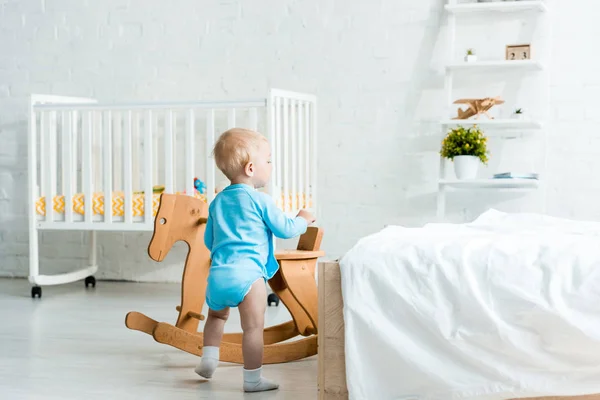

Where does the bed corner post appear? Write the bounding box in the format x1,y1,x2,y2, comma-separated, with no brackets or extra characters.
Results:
318,260,348,400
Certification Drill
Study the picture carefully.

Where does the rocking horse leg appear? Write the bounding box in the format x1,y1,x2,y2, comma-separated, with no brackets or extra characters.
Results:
278,259,319,335
268,270,315,337
268,259,319,336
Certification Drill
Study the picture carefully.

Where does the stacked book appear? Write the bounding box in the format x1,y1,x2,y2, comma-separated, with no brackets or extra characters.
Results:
492,172,539,180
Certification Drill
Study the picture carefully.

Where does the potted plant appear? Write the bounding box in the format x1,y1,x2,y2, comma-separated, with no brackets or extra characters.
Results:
464,48,477,62
511,108,524,120
440,125,489,180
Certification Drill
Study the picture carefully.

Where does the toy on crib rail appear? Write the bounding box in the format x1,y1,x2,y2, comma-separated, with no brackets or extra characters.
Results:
124,193,324,364
194,177,206,195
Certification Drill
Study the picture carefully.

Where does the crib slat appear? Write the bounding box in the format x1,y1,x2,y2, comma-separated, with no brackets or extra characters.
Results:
132,112,140,192
206,109,216,202
62,111,73,223
165,110,174,193
298,102,304,209
283,97,289,212
72,111,78,195
82,111,93,222
309,101,317,211
275,97,282,201
124,111,133,223
39,112,47,218
268,99,277,193
227,108,236,129
290,100,297,211
305,102,311,209
153,116,159,189
46,111,57,222
93,112,102,197
249,107,258,131
144,110,153,223
113,112,122,191
185,109,195,197
103,111,112,224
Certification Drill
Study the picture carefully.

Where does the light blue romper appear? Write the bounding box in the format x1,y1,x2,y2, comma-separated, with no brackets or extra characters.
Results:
204,183,308,311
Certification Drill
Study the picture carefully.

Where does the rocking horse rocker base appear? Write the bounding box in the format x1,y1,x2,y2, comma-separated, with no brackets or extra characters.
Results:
124,193,324,364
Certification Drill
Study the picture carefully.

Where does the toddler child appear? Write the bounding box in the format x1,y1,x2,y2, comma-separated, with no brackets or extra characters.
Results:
194,128,316,392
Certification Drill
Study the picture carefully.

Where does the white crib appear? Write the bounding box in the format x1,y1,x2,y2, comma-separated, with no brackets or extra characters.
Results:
28,89,318,298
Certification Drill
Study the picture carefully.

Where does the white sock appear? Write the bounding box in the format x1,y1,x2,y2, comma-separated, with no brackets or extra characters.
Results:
243,367,279,392
195,346,219,379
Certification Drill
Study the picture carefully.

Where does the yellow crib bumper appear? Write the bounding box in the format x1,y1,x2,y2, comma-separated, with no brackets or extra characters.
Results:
36,192,207,217
36,191,312,217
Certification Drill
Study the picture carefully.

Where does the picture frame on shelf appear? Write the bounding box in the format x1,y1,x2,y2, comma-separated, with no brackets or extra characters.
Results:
506,44,531,60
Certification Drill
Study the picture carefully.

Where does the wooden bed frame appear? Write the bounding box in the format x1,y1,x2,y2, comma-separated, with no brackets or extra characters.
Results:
317,261,600,400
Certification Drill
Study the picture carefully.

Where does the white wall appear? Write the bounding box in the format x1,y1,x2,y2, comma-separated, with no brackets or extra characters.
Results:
0,0,598,282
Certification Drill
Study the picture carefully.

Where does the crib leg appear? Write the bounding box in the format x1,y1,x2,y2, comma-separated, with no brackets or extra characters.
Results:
86,231,97,289
28,225,41,298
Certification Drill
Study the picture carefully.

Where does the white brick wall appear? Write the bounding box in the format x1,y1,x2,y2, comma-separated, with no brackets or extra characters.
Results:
0,0,598,282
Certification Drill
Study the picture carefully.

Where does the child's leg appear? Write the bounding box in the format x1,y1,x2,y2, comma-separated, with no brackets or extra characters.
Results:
195,307,230,379
204,307,230,347
238,279,278,392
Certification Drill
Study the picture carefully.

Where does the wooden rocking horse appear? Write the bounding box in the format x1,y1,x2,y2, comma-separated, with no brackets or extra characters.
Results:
124,193,324,364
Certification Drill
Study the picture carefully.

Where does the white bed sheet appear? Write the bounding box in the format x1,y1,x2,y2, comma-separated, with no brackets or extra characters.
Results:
340,209,600,400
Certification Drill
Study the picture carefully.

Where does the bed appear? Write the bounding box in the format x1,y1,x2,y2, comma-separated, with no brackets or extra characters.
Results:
318,209,600,400
28,89,317,297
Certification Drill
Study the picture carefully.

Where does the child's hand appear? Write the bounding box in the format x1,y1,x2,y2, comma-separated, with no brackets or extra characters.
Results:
297,209,316,224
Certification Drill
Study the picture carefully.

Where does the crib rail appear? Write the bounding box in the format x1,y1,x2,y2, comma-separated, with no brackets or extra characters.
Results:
30,90,317,231
30,96,269,230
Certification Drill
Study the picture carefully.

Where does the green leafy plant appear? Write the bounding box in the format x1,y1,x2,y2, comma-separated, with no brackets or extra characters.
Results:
440,125,489,164
514,108,523,114
466,48,475,56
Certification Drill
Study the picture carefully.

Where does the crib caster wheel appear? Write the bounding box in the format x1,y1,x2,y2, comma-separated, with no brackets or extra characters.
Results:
85,276,96,288
31,286,42,299
267,293,280,307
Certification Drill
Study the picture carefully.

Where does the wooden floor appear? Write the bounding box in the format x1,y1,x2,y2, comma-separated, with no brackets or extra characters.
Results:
0,278,317,400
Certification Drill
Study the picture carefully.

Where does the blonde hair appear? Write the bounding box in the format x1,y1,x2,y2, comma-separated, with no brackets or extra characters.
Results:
212,128,267,180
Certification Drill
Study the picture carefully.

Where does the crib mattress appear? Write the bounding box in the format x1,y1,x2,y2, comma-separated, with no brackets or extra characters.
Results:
36,192,207,218
36,191,311,219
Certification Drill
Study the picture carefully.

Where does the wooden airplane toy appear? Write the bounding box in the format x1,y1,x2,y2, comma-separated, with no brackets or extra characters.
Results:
124,193,324,364
452,96,505,120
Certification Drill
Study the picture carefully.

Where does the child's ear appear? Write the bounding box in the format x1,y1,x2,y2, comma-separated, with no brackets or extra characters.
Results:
244,162,254,177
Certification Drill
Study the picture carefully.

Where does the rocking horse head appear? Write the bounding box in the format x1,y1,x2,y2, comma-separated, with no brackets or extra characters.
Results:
148,193,208,262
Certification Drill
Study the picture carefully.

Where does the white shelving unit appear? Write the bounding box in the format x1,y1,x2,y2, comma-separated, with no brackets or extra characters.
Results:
440,178,540,190
441,119,542,130
445,1,548,14
445,59,544,72
437,0,550,219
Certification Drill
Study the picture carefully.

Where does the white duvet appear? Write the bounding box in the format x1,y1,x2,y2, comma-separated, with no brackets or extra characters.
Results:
339,209,600,400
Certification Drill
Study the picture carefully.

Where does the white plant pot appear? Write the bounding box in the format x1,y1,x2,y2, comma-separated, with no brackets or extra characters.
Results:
453,156,480,180
464,55,477,62
511,113,524,120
